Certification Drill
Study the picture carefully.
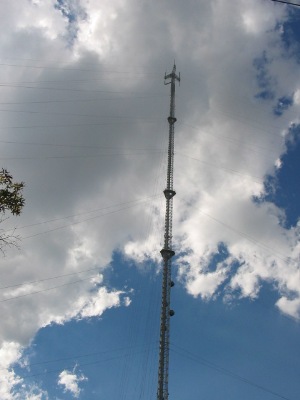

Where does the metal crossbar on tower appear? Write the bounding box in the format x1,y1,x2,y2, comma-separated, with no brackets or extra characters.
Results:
157,63,180,400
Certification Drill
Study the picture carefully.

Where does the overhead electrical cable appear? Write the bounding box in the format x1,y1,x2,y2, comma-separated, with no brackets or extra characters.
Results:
171,344,293,400
11,191,291,286
0,108,165,120
207,105,288,141
0,266,101,291
191,206,294,263
21,348,158,380
114,131,166,399
270,0,300,6
177,153,263,184
0,119,161,131
22,197,159,240
0,193,162,293
0,83,163,94
4,195,161,233
111,142,166,399
0,139,163,151
0,275,93,303
0,343,157,372
0,94,167,105
0,77,159,85
0,56,166,71
0,62,159,74
24,339,292,399
182,76,299,132
0,101,287,153
135,133,167,400
179,122,283,157
0,151,165,161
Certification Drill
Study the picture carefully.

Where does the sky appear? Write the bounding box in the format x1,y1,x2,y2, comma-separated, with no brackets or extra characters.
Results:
0,0,300,399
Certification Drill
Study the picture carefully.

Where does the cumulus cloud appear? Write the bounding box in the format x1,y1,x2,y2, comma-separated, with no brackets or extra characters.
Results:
0,0,300,395
276,296,300,320
0,342,23,400
58,368,87,398
0,341,48,399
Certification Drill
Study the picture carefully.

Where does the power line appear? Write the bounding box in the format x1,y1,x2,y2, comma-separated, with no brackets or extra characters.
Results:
0,62,158,75
0,107,164,120
0,77,159,85
171,344,293,400
192,207,293,264
0,119,161,131
22,196,159,240
4,195,161,233
179,121,282,158
203,106,286,143
0,93,167,105
0,139,163,151
270,0,300,6
0,266,100,291
0,57,163,70
0,195,161,291
0,83,161,94
13,196,161,230
0,343,157,371
0,151,165,161
21,347,157,380
0,275,93,303
16,190,292,275
177,153,263,184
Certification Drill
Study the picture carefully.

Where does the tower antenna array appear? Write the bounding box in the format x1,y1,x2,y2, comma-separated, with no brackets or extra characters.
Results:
157,63,180,400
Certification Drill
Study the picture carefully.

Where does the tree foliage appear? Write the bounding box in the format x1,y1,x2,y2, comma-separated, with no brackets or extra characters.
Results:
0,168,25,253
0,169,25,216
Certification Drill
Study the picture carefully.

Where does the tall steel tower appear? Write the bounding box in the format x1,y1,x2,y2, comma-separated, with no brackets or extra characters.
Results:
157,63,180,400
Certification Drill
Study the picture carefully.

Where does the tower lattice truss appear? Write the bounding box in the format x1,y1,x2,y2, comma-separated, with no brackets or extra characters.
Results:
157,64,180,400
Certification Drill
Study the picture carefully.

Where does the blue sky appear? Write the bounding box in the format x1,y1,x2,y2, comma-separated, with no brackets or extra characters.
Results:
0,0,300,399
11,253,300,399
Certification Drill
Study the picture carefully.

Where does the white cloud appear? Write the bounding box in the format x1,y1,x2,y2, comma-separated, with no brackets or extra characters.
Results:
0,1,300,394
0,342,22,400
294,89,300,105
0,342,22,369
276,296,300,320
0,342,48,400
274,158,282,169
58,369,87,398
71,286,125,320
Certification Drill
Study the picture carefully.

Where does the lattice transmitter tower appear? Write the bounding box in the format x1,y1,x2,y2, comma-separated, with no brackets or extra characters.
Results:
157,64,180,400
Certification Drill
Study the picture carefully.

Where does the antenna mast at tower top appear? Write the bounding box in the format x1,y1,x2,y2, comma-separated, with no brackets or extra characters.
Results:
157,63,180,400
